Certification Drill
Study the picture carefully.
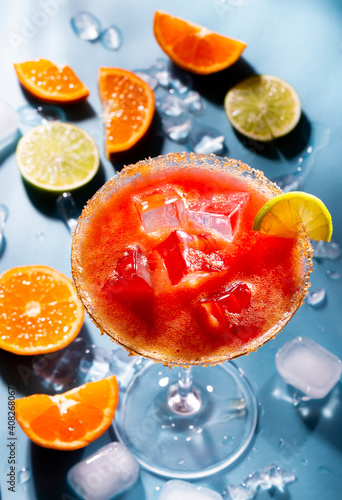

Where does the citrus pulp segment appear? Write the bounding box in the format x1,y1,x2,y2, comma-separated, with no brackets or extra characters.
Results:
14,59,89,104
153,10,247,75
15,123,99,192
98,67,155,158
0,265,84,355
253,191,333,241
224,75,301,141
15,376,119,450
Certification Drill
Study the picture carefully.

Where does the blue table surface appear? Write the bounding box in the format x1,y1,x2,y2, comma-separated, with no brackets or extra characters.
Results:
1,0,342,499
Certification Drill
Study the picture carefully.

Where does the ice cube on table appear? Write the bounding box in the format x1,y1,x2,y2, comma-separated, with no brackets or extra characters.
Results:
78,345,112,383
68,442,139,500
103,247,153,307
158,480,223,500
276,336,342,399
33,337,87,392
311,238,341,261
71,11,102,41
161,115,192,142
18,104,66,127
0,101,19,143
135,189,186,233
187,123,226,155
148,59,171,87
78,344,137,388
326,269,341,280
109,346,138,389
134,70,158,90
307,288,326,308
56,192,79,233
228,463,296,500
157,230,224,285
157,94,185,117
169,71,192,95
100,25,122,50
183,91,205,115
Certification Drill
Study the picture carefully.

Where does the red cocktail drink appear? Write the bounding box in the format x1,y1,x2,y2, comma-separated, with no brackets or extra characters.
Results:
71,153,312,478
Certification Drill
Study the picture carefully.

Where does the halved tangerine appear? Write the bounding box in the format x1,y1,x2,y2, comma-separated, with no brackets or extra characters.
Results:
14,59,89,104
99,67,155,158
0,265,84,355
153,10,247,75
15,376,119,450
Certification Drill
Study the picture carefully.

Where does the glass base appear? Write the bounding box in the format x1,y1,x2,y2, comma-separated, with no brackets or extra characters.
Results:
113,361,257,479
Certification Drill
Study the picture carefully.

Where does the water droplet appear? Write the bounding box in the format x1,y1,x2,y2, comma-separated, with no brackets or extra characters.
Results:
18,104,66,127
100,25,122,50
35,231,45,243
71,12,101,41
318,466,333,477
326,269,341,280
307,288,326,308
18,467,32,485
301,458,309,466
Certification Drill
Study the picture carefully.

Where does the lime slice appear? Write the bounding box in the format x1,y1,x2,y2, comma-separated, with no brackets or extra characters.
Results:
253,192,333,241
16,123,99,192
224,75,301,141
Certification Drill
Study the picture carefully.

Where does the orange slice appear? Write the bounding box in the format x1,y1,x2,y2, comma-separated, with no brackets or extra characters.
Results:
0,265,84,355
99,67,155,158
14,59,89,104
153,10,247,75
15,376,119,450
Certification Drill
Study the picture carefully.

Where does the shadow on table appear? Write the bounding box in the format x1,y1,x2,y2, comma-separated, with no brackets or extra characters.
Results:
185,58,312,165
0,130,21,165
230,112,312,163
0,324,92,397
20,157,107,219
18,85,97,122
258,374,342,457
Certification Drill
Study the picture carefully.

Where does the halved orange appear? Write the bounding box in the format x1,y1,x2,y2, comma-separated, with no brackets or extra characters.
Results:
15,376,119,450
14,59,89,104
153,10,247,75
99,67,155,158
0,265,84,355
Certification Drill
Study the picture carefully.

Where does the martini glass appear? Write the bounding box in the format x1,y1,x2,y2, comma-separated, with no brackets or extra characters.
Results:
71,153,312,479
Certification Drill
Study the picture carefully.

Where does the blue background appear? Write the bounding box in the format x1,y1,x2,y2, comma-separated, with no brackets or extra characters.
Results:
0,0,342,499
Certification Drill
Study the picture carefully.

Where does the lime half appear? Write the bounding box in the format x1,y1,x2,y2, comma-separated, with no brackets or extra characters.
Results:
224,75,301,141
253,191,333,241
16,123,99,192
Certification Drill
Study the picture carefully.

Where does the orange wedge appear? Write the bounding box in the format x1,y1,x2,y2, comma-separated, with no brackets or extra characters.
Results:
153,10,247,75
99,67,155,158
15,376,119,450
14,59,89,104
0,265,84,355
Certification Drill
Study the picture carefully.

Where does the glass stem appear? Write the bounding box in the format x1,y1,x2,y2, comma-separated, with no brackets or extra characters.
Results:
167,366,201,416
